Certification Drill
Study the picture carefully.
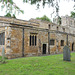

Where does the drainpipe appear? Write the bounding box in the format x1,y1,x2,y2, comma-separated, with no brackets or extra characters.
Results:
48,24,50,54
48,31,50,54
66,34,68,46
22,28,24,57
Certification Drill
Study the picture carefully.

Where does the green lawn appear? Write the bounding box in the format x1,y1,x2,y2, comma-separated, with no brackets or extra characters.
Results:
0,56,2,60
0,53,75,75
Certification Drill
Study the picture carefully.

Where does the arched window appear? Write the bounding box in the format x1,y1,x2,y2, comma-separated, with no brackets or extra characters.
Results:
35,36,37,46
30,33,37,46
30,35,31,46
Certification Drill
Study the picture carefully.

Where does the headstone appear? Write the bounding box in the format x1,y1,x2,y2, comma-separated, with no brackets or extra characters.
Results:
2,47,5,61
63,45,71,61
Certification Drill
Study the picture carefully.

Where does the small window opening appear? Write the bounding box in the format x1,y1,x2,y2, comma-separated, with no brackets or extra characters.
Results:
50,39,55,45
48,24,50,29
61,40,64,46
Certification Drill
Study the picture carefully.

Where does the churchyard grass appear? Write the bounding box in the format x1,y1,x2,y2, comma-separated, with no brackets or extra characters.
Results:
0,56,2,60
0,52,75,75
0,56,7,60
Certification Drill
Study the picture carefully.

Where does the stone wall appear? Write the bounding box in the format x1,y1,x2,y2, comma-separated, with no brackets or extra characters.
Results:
6,25,75,58
7,27,23,58
0,17,75,59
30,18,75,35
24,28,48,57
5,26,49,58
24,28,39,57
0,25,75,59
49,32,67,54
61,16,75,27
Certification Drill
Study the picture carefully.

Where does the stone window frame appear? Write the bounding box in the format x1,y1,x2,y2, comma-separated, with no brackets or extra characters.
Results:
61,40,64,46
29,33,37,46
0,32,5,45
50,39,55,45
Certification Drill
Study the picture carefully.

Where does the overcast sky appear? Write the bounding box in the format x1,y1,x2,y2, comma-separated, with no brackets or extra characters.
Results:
0,0,75,21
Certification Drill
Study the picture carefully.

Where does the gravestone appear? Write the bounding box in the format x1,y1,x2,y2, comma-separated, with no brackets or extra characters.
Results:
63,45,71,61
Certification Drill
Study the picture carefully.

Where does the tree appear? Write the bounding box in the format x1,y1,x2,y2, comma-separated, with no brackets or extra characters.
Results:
5,13,11,18
0,0,75,18
36,15,51,22
71,11,75,18
4,13,16,18
57,16,61,25
0,0,24,17
70,4,75,18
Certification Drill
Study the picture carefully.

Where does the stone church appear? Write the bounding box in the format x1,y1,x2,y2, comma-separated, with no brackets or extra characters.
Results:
0,16,75,59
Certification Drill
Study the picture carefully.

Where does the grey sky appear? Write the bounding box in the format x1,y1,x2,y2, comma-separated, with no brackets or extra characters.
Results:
0,0,75,21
